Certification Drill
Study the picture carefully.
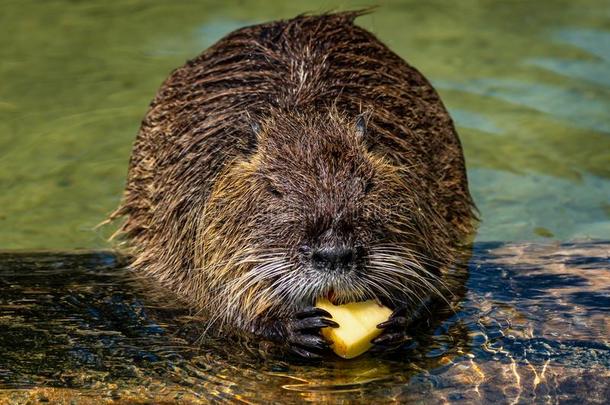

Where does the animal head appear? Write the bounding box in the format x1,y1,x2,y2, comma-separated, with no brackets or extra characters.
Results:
197,109,452,329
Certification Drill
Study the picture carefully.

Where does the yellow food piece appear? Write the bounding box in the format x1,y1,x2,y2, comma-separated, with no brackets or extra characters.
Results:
316,298,392,359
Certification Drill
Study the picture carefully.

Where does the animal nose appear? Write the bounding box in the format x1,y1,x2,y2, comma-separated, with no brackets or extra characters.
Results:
311,247,358,272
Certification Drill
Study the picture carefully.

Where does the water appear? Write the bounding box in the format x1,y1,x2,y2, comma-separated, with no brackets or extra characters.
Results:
1,243,608,403
1,0,609,248
0,0,609,403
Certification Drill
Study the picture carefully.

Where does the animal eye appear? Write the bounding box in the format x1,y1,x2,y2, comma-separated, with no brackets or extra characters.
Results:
363,180,374,194
267,183,283,198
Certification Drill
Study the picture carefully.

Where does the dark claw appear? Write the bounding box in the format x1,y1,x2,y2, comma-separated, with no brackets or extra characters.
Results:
371,332,409,346
377,316,408,330
295,306,332,319
283,306,338,359
293,334,330,351
369,342,404,354
294,317,339,331
371,305,410,353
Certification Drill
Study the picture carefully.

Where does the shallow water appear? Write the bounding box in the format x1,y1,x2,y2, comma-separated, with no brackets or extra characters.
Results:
1,242,608,403
1,0,609,403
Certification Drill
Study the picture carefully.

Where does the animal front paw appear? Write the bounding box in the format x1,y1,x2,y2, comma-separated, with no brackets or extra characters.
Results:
371,305,411,352
285,307,339,359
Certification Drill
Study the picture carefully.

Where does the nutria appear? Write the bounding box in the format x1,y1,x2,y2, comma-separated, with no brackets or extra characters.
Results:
110,10,476,358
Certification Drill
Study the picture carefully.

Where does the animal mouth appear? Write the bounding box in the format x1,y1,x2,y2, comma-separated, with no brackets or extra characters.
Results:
321,287,380,306
325,289,339,305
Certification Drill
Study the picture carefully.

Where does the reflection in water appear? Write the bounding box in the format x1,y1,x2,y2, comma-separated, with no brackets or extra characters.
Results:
1,242,608,403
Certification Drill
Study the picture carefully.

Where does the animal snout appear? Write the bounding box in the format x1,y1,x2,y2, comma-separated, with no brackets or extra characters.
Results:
311,246,360,272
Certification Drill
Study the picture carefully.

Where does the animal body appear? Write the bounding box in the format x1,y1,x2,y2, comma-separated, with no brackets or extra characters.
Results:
111,11,476,358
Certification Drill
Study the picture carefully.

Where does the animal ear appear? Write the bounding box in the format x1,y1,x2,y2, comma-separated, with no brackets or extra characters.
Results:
244,110,263,142
355,113,370,139
251,121,262,137
249,120,265,150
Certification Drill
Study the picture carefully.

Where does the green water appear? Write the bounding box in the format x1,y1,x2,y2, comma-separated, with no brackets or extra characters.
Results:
1,0,609,248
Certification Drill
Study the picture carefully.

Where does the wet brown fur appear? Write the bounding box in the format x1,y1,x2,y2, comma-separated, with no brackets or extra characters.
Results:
110,11,476,334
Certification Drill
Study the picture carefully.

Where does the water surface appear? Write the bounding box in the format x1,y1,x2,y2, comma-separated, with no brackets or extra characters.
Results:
0,0,609,403
1,242,608,403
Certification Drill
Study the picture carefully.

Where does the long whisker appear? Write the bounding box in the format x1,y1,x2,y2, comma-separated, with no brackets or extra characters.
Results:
366,244,452,310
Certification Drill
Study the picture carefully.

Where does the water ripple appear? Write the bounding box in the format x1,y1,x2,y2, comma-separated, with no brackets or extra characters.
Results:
437,78,610,134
